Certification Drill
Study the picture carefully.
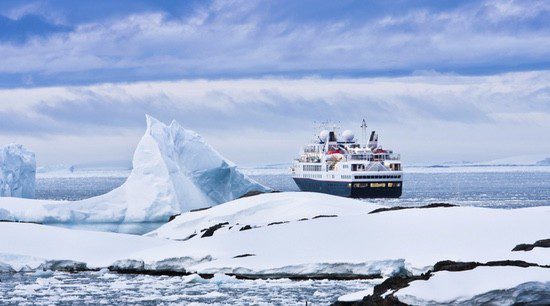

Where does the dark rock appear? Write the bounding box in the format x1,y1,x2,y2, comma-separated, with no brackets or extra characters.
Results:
332,273,429,306
372,272,431,297
368,207,408,214
201,222,229,238
168,214,181,222
175,233,197,241
512,239,550,252
419,203,456,209
267,221,289,226
369,203,456,214
433,260,479,272
190,207,212,213
240,225,253,231
238,190,267,199
312,214,338,219
0,219,42,225
298,218,309,221
233,253,256,258
484,260,536,268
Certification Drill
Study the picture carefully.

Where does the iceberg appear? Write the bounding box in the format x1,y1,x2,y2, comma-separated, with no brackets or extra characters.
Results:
0,115,270,223
0,144,36,199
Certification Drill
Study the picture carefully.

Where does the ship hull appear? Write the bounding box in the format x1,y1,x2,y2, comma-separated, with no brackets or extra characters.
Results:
293,177,402,198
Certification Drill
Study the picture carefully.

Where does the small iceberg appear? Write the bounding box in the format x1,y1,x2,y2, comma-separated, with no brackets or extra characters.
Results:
0,143,36,199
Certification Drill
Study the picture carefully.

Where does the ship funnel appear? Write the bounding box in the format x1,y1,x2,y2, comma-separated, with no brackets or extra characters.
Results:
368,131,378,149
329,131,337,142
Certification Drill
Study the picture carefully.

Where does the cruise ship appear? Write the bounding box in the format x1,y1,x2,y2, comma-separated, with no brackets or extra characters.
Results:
291,120,402,198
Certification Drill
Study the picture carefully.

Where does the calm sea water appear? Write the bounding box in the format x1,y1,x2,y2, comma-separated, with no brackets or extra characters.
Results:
36,170,550,208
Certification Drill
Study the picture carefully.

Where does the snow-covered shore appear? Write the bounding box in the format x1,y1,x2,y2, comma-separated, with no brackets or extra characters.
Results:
0,191,548,304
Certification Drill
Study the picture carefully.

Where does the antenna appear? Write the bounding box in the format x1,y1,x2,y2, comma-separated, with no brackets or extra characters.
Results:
361,118,367,148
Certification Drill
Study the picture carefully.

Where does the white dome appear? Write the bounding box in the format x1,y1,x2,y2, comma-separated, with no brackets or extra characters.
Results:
319,130,330,141
342,130,354,142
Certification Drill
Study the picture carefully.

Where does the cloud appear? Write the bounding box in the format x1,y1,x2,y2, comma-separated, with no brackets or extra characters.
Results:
0,70,547,134
0,0,548,86
0,71,548,164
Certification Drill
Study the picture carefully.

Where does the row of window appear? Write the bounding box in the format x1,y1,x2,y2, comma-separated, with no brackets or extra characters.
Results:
302,174,323,179
341,175,352,179
354,175,401,179
303,165,322,171
353,182,401,188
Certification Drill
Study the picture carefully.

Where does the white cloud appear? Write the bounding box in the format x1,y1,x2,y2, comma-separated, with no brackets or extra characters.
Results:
0,0,548,78
0,71,548,165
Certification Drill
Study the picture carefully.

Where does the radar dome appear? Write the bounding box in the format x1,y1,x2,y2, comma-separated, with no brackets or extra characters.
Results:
342,130,354,142
319,130,330,141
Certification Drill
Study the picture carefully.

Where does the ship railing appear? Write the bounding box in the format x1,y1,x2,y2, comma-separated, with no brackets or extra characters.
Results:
346,154,400,161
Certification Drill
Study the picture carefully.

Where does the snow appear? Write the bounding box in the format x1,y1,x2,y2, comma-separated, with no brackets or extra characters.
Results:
0,191,548,305
136,194,550,277
0,115,269,223
338,288,376,302
0,222,170,271
147,192,382,240
0,192,548,279
0,144,36,199
396,267,550,304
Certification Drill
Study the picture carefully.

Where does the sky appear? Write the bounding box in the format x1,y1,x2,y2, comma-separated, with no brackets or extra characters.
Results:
0,0,548,167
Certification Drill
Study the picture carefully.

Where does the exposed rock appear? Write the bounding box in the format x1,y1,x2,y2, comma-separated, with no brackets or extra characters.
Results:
238,190,269,199
369,203,457,214
312,214,338,219
190,207,212,213
512,239,550,252
267,221,289,226
168,214,181,222
240,225,253,231
433,260,479,272
233,254,256,258
201,222,229,238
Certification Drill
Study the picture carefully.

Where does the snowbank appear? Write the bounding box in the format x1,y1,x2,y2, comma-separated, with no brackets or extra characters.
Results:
137,194,550,277
0,144,36,199
148,192,382,240
395,267,550,304
1,193,548,279
0,222,170,271
0,115,269,223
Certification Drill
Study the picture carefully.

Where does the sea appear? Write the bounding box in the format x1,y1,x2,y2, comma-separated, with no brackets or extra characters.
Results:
2,165,549,305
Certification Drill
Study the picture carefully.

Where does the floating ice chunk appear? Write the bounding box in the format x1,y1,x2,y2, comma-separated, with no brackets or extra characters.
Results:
0,144,36,199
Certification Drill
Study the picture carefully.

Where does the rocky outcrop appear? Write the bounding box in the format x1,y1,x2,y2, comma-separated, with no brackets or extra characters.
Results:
512,239,550,251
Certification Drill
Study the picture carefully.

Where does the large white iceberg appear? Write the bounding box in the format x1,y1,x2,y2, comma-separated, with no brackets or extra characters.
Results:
0,115,269,223
0,144,36,199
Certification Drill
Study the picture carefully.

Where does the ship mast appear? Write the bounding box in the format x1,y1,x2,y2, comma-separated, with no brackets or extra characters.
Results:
361,118,367,148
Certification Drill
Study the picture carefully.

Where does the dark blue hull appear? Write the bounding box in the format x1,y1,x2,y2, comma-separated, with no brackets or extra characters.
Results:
293,178,402,198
